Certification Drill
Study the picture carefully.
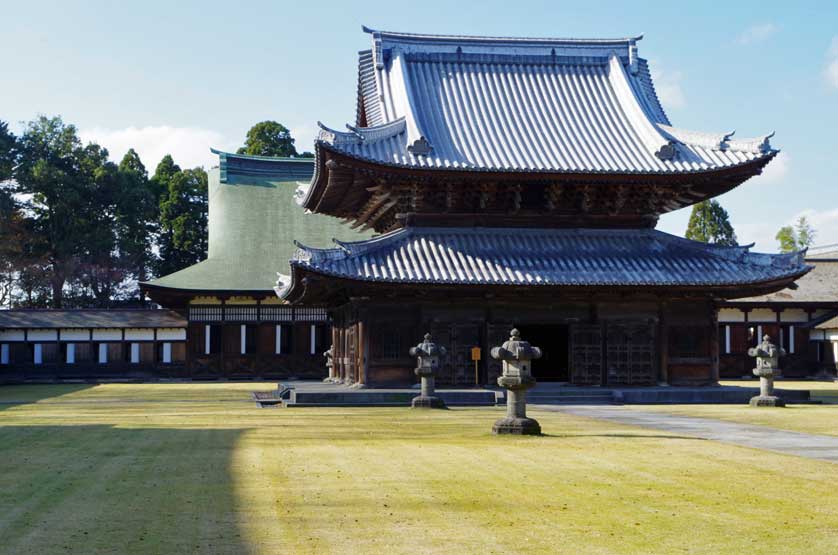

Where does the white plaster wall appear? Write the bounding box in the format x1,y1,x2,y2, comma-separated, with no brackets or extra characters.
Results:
156,328,186,341
60,329,90,341
718,308,745,322
28,329,58,341
747,308,777,322
125,329,154,341
0,330,25,342
92,329,122,341
779,309,809,323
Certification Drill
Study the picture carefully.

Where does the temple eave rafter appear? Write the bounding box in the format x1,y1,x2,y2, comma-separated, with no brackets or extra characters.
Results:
305,148,776,232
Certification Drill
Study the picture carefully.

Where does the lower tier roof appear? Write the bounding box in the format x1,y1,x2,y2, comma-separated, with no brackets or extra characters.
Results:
279,227,809,302
0,309,185,329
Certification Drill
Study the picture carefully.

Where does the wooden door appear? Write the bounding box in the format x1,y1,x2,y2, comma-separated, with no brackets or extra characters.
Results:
570,324,603,385
606,322,655,385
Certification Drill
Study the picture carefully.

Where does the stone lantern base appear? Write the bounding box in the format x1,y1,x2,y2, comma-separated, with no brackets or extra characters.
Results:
492,416,541,435
411,395,447,409
493,376,540,435
749,395,785,407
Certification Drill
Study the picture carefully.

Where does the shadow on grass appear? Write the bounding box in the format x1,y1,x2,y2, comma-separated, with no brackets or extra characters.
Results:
539,432,707,440
0,384,96,410
0,424,249,554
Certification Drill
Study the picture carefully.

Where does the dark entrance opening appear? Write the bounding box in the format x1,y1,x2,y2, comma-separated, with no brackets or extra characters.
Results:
515,324,569,381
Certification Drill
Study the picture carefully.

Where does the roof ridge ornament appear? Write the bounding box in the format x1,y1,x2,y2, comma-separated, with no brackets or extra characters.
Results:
760,131,776,154
407,136,432,156
655,140,678,161
720,130,736,151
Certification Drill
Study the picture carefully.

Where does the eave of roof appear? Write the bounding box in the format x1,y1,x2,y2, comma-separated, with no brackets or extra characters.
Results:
721,259,838,305
279,227,809,303
0,309,186,329
210,149,314,183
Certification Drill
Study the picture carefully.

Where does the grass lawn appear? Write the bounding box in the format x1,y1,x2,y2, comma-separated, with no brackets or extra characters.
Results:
626,381,838,439
1,384,837,554
720,379,838,404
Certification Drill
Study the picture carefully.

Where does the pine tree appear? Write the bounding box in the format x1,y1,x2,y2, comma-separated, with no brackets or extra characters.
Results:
684,200,738,246
156,166,208,277
776,216,816,253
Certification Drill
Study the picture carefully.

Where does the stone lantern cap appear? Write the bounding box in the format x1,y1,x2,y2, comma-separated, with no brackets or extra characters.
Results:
748,334,786,378
491,329,542,363
409,333,447,359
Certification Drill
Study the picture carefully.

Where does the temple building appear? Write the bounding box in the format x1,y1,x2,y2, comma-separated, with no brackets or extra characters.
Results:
141,151,370,378
718,247,838,378
278,27,810,388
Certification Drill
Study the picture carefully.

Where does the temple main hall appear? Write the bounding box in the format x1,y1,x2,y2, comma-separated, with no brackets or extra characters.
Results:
277,27,809,388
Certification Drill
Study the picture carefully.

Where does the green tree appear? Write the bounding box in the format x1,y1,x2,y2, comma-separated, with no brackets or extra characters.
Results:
157,166,208,277
776,216,816,253
13,116,131,307
684,200,738,246
150,154,181,198
237,121,299,157
14,116,89,307
0,120,16,182
115,149,159,294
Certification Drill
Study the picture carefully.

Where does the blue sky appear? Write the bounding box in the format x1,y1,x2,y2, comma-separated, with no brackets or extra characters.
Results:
3,0,837,251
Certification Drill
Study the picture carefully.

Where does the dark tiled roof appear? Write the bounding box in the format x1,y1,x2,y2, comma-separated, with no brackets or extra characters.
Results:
733,260,838,304
283,227,808,290
310,28,775,178
0,310,186,329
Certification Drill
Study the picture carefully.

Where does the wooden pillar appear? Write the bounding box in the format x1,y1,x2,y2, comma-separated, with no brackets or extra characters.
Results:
358,320,368,386
330,324,339,380
657,301,669,385
709,302,720,384
335,324,343,382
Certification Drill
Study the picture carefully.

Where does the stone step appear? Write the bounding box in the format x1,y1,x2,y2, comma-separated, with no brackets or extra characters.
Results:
528,394,617,405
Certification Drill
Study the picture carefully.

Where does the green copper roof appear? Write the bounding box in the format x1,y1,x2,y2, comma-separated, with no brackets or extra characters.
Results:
144,155,372,293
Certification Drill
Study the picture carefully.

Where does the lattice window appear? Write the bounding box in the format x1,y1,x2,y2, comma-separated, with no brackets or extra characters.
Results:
224,306,259,322
260,306,294,322
294,307,329,322
189,306,223,322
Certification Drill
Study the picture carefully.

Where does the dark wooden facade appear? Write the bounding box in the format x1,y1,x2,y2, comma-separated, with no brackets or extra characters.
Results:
326,289,720,387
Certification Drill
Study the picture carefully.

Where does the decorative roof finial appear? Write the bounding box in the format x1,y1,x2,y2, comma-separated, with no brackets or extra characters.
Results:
655,141,678,161
407,136,432,156
720,130,736,151
759,131,776,154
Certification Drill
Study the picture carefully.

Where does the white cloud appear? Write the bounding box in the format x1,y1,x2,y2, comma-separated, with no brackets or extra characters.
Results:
79,126,236,171
737,23,778,45
796,207,838,248
289,122,319,154
650,62,686,110
825,37,838,91
753,151,790,185
734,205,838,253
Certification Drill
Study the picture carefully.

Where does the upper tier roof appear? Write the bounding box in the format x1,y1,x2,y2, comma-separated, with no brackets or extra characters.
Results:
312,27,776,180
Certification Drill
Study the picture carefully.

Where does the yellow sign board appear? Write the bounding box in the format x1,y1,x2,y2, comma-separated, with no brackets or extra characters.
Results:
471,347,481,361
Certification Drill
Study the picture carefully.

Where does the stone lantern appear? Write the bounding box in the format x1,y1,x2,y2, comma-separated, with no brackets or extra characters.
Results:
747,334,786,407
409,333,447,409
322,347,335,383
491,328,542,435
